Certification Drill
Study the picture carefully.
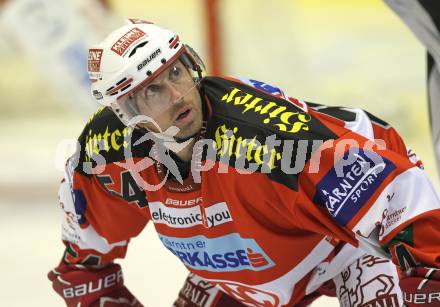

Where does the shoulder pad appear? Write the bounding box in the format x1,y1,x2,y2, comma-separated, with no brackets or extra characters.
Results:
76,107,149,174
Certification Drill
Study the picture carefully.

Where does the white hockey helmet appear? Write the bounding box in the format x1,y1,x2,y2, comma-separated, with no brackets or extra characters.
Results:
87,19,204,124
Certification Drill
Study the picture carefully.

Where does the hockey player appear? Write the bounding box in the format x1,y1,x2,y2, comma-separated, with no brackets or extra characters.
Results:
48,20,440,306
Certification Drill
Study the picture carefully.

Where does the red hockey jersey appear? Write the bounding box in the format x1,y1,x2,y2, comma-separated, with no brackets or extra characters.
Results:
57,76,440,306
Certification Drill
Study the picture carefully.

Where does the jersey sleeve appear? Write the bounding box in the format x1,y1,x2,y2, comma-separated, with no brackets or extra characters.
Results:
57,152,150,266
294,117,440,270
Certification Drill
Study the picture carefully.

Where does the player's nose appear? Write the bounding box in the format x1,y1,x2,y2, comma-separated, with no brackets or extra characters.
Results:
164,81,184,105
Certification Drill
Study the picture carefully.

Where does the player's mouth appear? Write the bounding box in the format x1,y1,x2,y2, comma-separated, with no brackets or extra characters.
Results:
175,106,194,125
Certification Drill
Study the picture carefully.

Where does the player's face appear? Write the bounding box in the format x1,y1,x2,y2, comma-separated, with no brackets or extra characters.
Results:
133,60,203,139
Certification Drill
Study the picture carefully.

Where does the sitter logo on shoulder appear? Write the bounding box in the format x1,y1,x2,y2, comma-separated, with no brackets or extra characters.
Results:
314,149,395,226
150,201,232,228
159,233,274,272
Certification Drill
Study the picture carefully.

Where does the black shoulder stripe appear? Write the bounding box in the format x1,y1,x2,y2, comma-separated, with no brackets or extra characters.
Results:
364,110,391,129
310,105,357,122
310,103,392,129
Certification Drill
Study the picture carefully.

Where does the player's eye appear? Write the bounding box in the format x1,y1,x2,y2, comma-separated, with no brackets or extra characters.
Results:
169,65,181,81
144,84,161,98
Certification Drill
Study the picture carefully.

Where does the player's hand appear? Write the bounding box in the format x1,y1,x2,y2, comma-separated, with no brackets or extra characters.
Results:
48,262,143,307
399,267,440,306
